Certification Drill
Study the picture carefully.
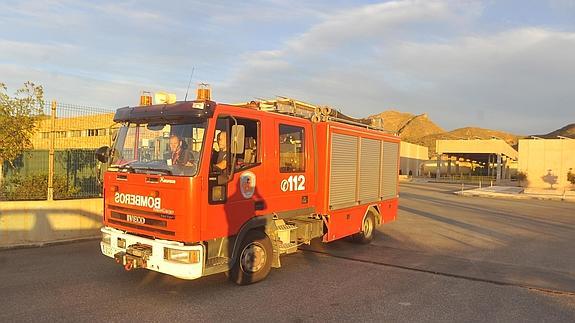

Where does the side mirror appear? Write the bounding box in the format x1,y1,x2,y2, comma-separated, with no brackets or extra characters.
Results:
230,125,245,154
95,146,110,163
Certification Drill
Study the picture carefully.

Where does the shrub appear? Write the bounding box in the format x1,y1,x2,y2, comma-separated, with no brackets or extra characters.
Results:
0,174,79,200
514,171,527,182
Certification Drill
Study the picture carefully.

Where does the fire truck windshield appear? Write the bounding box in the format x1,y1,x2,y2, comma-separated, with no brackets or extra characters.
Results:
110,121,207,176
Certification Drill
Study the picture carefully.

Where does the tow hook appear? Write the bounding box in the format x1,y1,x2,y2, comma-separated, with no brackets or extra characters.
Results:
113,243,152,271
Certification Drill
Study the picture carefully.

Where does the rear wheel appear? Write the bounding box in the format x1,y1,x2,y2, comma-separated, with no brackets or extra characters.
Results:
228,230,272,285
352,212,376,244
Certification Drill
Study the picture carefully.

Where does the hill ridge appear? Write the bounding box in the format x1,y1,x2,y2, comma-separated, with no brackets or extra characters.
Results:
368,110,573,156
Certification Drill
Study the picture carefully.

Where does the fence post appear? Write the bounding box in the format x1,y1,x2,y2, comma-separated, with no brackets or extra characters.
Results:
48,100,56,201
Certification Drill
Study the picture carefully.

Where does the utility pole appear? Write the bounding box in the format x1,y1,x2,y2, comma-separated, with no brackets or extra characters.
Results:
48,100,56,201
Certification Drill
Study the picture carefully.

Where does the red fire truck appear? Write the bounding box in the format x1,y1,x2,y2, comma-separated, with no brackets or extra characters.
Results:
96,88,399,285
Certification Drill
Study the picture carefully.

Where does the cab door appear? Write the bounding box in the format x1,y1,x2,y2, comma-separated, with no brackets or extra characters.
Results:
264,119,315,213
202,115,264,240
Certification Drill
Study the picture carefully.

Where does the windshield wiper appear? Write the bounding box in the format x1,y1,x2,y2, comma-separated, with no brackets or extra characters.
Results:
135,167,173,175
115,164,136,173
111,161,172,175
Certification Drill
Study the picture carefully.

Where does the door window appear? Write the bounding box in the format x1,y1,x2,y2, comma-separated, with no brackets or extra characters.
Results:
279,124,305,173
208,116,260,203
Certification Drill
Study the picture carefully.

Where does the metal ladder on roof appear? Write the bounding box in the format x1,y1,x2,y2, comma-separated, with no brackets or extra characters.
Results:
235,97,388,132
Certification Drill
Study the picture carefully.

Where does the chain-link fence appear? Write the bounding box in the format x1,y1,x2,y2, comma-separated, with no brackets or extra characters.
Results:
0,101,117,201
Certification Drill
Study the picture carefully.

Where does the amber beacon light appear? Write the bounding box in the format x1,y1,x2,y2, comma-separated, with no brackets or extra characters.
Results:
140,91,153,106
196,83,211,101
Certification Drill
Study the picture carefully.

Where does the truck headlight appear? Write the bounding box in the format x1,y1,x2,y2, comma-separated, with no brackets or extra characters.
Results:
164,248,200,264
102,232,111,245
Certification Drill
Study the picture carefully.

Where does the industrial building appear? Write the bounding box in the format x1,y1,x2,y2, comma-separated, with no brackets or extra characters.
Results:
399,141,428,176
435,139,519,180
518,138,575,189
31,113,115,150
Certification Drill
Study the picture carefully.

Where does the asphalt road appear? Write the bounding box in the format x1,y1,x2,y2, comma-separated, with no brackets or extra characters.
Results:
1,182,574,322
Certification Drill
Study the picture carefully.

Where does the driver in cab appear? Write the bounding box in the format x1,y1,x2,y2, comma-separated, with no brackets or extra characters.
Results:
168,135,194,167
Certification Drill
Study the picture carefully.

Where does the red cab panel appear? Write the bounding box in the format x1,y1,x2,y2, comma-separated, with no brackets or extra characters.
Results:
103,172,201,242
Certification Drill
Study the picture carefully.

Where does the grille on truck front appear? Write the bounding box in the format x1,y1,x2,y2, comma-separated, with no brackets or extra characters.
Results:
107,205,176,236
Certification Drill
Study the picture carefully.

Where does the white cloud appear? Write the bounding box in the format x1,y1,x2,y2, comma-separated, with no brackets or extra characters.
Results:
382,28,575,133
86,3,164,22
550,0,575,11
218,1,574,134
1,0,573,135
204,0,329,24
0,40,79,65
286,0,452,53
0,63,167,109
218,0,467,97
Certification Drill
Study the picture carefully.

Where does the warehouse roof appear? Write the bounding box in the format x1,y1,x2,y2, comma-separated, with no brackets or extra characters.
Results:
436,139,518,162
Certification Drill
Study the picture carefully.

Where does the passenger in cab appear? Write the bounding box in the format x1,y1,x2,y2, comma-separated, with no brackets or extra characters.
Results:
212,131,227,171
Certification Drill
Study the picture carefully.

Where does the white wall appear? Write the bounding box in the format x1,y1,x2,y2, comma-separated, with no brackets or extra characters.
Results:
0,198,103,247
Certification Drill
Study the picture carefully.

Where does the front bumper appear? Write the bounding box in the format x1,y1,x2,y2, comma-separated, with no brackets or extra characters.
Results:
100,226,204,280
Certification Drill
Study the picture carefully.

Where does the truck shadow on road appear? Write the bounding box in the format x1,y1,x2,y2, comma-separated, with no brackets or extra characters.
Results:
399,204,507,240
294,195,575,294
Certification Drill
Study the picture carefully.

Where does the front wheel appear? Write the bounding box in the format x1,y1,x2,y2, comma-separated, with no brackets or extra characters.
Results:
228,230,273,285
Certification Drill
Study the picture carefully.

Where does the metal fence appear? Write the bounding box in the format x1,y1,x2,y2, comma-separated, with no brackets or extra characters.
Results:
425,174,520,187
0,101,116,201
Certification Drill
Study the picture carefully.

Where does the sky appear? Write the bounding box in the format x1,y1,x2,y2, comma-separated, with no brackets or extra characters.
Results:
1,0,574,135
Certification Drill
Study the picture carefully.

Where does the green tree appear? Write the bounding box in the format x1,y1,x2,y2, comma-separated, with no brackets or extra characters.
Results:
0,82,45,181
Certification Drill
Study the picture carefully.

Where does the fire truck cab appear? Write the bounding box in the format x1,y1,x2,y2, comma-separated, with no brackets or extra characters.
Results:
97,90,399,285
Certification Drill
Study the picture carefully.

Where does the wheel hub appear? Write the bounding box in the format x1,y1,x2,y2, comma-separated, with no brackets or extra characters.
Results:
240,242,266,273
364,217,373,237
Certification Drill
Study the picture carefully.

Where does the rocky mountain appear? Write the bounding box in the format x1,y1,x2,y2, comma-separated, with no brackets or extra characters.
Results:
536,123,575,139
369,110,444,140
369,111,519,156
446,127,519,145
418,127,520,155
368,110,574,156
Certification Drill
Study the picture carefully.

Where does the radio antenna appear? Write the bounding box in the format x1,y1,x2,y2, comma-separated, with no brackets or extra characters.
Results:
184,67,195,101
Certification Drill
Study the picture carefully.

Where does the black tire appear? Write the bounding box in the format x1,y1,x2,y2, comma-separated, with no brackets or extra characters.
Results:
351,212,376,244
228,230,272,285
